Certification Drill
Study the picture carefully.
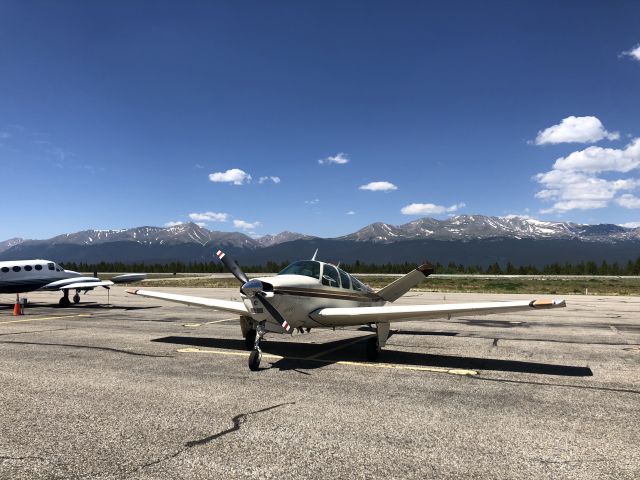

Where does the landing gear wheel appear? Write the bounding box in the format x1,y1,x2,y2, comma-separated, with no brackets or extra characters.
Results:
365,337,380,361
73,293,80,304
59,296,71,307
248,349,262,371
244,329,256,350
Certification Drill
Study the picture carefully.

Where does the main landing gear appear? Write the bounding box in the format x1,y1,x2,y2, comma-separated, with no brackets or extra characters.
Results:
248,321,266,371
59,290,71,307
365,322,390,362
58,290,81,307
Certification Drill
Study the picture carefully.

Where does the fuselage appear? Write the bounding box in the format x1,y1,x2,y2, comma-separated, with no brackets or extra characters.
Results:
240,260,385,331
0,259,81,294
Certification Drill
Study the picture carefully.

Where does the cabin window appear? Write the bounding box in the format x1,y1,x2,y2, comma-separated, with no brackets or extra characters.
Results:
24,265,32,271
338,268,351,289
1,267,9,273
48,263,55,271
321,264,340,287
12,266,21,272
277,261,320,279
35,265,42,271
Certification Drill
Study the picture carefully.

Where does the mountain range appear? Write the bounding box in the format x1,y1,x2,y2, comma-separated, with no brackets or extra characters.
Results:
1,216,639,267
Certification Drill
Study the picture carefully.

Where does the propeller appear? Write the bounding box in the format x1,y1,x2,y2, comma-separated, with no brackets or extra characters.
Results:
216,249,249,284
215,249,291,333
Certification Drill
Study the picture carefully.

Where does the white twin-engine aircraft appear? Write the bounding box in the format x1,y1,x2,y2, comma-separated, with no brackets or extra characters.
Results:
128,249,566,371
0,259,145,306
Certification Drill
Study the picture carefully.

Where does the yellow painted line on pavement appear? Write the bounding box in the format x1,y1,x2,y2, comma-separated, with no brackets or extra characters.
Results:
176,347,477,376
0,314,92,325
205,317,239,324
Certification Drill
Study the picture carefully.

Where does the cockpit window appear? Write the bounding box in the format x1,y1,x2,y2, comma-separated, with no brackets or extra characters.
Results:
321,264,340,288
277,261,320,279
48,263,55,271
338,268,351,289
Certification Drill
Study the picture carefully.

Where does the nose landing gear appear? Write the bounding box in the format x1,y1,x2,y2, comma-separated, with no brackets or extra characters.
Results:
248,321,266,371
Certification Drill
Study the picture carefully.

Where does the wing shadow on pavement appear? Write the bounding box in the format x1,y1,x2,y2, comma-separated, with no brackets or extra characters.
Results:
153,334,593,376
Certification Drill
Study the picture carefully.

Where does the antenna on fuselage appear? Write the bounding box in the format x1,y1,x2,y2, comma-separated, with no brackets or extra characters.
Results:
311,248,318,261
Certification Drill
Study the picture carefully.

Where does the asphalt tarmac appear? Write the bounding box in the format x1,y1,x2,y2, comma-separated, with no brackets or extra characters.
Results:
0,288,638,479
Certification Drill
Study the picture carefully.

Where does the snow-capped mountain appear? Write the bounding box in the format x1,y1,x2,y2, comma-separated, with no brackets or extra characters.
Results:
43,223,258,248
255,231,315,247
0,237,24,254
338,215,640,243
1,216,639,265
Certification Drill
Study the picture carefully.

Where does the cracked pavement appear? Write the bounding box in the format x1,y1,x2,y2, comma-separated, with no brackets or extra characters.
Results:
0,288,639,479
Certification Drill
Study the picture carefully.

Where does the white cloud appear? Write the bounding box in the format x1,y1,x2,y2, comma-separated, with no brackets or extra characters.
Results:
258,176,281,184
318,152,349,165
534,116,619,145
551,138,640,173
346,210,356,215
188,212,229,222
401,202,466,215
620,221,640,228
621,44,640,62
195,222,207,228
359,181,398,192
208,168,252,185
305,198,319,205
534,138,640,213
616,194,640,209
164,221,184,227
234,219,261,230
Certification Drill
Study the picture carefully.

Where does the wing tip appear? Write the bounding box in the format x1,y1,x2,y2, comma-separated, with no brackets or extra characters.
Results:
126,289,139,295
530,299,566,308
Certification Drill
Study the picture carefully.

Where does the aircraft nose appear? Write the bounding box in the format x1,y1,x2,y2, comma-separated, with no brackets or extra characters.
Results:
240,280,273,297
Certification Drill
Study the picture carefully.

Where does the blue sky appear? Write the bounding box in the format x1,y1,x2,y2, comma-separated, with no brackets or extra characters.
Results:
1,1,639,240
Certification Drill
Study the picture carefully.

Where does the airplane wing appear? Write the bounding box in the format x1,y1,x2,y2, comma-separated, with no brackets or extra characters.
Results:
309,299,566,327
58,281,114,290
127,289,248,316
40,277,114,291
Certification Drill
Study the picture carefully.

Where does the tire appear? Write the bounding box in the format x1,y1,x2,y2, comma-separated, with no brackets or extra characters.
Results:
365,337,379,361
244,329,256,350
59,297,71,308
73,294,80,304
248,349,261,371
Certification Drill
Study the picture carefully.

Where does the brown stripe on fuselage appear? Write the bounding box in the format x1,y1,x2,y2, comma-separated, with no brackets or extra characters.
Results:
274,286,381,302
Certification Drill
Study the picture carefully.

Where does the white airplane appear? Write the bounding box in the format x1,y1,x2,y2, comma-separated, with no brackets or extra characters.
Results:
128,249,566,371
0,259,145,307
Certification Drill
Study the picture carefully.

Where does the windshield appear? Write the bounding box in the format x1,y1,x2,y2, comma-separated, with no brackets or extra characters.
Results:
277,261,320,279
350,275,369,292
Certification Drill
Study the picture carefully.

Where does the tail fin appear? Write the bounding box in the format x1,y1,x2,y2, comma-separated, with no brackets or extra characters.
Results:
376,264,433,302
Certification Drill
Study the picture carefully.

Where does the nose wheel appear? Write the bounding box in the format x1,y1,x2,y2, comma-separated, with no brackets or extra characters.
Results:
73,292,81,304
248,321,266,371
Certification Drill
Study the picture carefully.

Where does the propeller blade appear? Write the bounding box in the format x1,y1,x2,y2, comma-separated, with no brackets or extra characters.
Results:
216,249,249,284
255,293,292,333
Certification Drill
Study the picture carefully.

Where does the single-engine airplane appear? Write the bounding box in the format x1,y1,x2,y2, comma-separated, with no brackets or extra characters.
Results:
128,249,566,371
0,259,145,307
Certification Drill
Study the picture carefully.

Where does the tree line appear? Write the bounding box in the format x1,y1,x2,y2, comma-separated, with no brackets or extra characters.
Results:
61,257,640,276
